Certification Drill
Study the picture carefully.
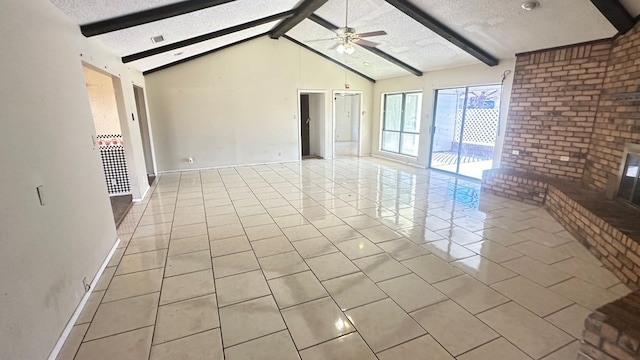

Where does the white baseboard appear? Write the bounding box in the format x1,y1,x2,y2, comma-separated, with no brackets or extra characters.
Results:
133,184,151,202
47,238,121,360
371,153,424,169
157,159,301,174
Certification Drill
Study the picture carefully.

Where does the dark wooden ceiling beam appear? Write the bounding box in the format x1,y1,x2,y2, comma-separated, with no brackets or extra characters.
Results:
143,33,268,75
308,14,423,77
269,0,329,39
81,0,237,37
590,0,635,34
283,36,375,83
383,0,498,66
122,10,295,63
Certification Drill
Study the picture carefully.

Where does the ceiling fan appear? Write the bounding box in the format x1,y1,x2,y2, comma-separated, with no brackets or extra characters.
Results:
310,0,387,54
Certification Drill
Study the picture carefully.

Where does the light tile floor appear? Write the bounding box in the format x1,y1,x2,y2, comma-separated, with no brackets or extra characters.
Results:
58,157,632,360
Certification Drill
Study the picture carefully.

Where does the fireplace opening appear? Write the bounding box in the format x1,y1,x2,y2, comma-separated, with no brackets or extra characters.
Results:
617,144,640,207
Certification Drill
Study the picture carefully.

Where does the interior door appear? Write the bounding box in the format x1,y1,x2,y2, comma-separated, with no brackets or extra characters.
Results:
300,94,310,156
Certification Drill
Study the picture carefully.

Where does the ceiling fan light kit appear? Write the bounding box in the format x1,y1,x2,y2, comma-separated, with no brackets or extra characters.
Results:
337,42,355,54
309,0,387,55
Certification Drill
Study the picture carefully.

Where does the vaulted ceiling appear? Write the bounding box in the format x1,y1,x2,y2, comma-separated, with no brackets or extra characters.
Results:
50,0,639,80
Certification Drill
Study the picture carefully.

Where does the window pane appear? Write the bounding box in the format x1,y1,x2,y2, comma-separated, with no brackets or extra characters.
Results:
401,133,419,157
620,154,640,201
383,94,402,131
382,131,400,152
403,93,422,133
467,85,501,109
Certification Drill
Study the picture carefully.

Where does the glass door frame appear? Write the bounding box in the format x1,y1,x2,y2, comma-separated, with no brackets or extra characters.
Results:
428,83,502,178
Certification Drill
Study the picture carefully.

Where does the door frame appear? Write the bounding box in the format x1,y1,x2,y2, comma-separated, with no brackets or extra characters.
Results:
132,84,158,178
82,62,135,195
297,90,327,160
332,90,363,158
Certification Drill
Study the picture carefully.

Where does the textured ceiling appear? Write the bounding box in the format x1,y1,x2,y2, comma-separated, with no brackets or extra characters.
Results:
49,0,636,78
50,0,186,24
94,0,298,56
308,0,478,73
129,22,278,72
406,0,618,58
288,19,411,79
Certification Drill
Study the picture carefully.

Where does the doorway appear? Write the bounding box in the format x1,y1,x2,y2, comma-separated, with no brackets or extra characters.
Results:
133,85,156,186
299,92,326,159
333,92,361,157
83,64,133,226
429,84,502,179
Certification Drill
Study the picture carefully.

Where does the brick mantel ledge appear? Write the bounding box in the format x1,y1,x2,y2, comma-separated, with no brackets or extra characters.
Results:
581,290,640,360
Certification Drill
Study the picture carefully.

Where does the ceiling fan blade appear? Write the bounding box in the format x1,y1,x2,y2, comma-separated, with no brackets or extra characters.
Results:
355,39,379,47
306,37,337,43
356,30,387,38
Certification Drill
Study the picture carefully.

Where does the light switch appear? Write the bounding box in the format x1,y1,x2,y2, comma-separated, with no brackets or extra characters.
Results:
36,185,46,206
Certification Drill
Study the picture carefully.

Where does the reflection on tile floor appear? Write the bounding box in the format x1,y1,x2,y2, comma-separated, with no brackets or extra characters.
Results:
58,157,632,360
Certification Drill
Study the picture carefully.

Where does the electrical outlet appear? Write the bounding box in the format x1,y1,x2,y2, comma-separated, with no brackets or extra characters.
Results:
560,156,570,162
512,150,520,155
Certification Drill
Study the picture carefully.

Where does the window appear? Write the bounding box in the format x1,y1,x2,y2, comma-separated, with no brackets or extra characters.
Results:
381,92,422,157
618,151,640,207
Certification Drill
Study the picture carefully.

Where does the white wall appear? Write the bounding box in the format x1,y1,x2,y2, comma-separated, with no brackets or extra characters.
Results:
145,36,375,171
0,1,150,359
371,60,516,168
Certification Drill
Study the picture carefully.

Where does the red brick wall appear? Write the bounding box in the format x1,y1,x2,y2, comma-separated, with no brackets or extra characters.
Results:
545,186,640,286
501,41,611,181
584,24,640,191
501,22,640,190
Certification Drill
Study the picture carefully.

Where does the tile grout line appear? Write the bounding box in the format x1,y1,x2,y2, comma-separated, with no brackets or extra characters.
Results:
146,173,181,360
81,159,623,360
68,177,162,360
245,164,424,357
191,169,226,358
218,166,301,356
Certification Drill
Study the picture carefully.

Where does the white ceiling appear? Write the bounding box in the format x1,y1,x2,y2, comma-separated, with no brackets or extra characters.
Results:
288,19,414,79
301,0,479,74
94,0,299,56
128,21,278,72
48,0,638,78
404,0,618,58
50,0,187,24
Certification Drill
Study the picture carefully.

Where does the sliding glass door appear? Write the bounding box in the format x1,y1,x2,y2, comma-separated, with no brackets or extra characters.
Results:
430,85,501,179
381,92,422,157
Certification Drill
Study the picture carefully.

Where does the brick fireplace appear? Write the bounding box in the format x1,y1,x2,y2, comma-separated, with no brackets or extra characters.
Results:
483,20,640,287
483,19,640,360
481,21,640,359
